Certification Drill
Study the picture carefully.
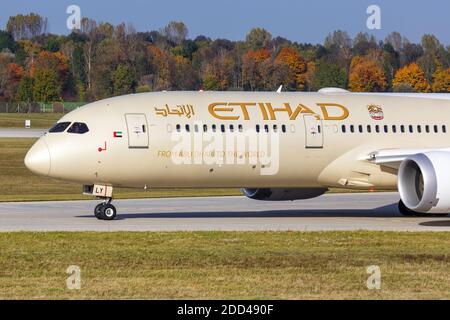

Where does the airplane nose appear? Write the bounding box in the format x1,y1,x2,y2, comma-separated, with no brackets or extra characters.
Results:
24,138,51,176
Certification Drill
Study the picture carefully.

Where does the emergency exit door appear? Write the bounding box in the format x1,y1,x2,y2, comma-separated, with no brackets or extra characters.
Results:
303,115,323,148
125,113,149,148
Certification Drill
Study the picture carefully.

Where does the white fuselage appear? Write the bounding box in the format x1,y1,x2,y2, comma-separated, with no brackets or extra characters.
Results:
24,91,450,191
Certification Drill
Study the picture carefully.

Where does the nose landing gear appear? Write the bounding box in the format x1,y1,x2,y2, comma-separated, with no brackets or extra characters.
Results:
94,198,117,220
83,184,118,220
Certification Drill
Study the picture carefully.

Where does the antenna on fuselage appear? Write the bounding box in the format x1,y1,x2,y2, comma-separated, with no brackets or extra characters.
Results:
276,85,283,93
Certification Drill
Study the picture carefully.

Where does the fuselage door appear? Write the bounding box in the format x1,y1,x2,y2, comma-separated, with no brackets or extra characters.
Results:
303,115,323,148
125,113,149,148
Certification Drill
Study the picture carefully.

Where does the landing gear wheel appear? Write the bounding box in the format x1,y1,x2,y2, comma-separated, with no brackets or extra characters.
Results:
101,204,117,220
94,203,106,219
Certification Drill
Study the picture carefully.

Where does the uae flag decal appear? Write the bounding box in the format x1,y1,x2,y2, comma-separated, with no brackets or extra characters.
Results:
113,131,123,138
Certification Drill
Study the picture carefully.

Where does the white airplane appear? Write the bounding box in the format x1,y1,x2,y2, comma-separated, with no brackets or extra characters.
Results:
24,88,450,220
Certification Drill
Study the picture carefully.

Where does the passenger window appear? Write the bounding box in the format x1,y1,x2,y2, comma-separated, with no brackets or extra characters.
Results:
375,125,380,133
221,124,225,133
409,125,413,133
194,124,199,133
400,125,405,133
176,124,181,132
443,125,447,133
425,125,430,133
367,125,372,133
358,125,363,133
49,122,71,133
318,125,321,134
417,125,422,133
281,125,286,133
341,125,346,133
185,124,190,132
264,124,269,132
229,124,234,132
203,124,207,132
67,122,89,134
384,125,388,133
256,125,260,133
350,125,354,133
392,125,397,133
273,125,278,132
212,124,217,132
434,125,438,133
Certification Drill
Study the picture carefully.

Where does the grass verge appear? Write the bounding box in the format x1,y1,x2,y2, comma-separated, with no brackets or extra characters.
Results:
0,113,63,129
0,231,449,299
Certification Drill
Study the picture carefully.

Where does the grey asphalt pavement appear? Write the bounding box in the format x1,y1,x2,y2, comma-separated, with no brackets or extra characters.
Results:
1,192,450,231
0,128,46,138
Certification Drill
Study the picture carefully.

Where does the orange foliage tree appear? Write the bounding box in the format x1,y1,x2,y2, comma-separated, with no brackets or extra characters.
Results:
348,56,387,92
275,47,307,90
392,63,431,92
242,48,272,90
431,67,450,93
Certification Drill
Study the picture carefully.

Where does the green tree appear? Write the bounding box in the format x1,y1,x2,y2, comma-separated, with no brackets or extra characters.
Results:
111,64,136,95
310,61,347,91
17,76,34,102
0,30,17,52
33,69,60,102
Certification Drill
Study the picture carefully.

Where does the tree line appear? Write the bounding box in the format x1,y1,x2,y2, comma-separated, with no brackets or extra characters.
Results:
0,13,449,103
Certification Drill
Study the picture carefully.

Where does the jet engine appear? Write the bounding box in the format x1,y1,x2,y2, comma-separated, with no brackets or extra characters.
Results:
398,152,450,214
241,188,327,201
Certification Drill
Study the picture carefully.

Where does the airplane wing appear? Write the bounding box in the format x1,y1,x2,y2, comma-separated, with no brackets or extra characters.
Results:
367,148,450,169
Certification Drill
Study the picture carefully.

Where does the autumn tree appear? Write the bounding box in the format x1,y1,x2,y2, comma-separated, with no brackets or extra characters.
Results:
28,50,69,99
417,34,450,82
242,48,272,90
431,67,450,92
245,28,272,50
348,55,387,92
202,51,235,90
274,47,307,90
172,55,198,90
6,13,48,40
160,21,188,46
352,32,378,56
392,63,430,92
324,30,352,68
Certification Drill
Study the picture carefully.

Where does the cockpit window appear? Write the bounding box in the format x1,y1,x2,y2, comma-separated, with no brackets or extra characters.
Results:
68,122,89,134
49,122,71,133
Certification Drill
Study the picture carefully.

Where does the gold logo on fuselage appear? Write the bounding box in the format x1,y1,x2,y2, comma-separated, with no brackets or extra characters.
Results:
208,102,349,121
155,104,195,118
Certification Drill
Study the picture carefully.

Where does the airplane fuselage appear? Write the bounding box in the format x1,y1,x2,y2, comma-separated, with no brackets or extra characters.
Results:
25,91,450,192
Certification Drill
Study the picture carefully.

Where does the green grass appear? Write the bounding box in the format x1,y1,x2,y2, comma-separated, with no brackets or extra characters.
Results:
1,231,450,299
0,138,241,201
0,113,63,128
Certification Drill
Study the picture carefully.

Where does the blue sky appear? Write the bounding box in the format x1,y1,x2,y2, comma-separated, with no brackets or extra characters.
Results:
1,0,450,44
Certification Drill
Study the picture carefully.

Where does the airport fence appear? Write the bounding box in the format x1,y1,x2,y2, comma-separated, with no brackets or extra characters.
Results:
0,102,86,113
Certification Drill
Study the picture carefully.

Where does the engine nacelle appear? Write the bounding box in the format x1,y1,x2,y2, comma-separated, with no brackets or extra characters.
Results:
241,188,327,201
398,152,450,214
